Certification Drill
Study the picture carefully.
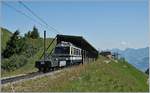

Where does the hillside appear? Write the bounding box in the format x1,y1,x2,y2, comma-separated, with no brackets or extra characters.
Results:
2,38,56,77
111,47,149,72
1,28,12,51
1,28,56,77
2,56,148,92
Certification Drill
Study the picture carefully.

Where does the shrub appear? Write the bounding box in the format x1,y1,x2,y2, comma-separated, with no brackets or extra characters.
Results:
1,54,28,71
24,45,39,57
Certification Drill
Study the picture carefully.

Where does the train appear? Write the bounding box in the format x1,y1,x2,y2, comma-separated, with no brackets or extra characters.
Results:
35,41,83,72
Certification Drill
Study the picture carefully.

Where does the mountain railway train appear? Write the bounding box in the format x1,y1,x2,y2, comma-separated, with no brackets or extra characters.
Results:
35,33,98,73
35,41,83,72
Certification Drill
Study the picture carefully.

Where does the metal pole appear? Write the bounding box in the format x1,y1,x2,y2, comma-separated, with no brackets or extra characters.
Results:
44,30,46,61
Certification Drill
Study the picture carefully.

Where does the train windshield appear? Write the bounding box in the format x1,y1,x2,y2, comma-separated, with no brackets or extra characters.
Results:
54,47,70,54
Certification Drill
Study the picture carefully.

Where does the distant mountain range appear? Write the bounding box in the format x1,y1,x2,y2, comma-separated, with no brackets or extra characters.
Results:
111,47,149,72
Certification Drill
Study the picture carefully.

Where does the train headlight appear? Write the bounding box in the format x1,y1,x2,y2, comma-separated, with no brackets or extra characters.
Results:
56,58,58,61
66,58,68,60
41,61,45,64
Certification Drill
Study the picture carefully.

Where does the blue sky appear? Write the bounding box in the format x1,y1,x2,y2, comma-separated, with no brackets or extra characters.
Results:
1,0,149,50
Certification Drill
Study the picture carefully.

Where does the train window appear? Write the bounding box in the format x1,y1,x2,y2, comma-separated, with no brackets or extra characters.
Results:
71,47,81,56
54,47,70,54
75,48,78,55
74,48,76,55
80,50,81,55
79,50,81,55
77,49,79,55
73,48,76,55
74,48,79,55
71,47,73,55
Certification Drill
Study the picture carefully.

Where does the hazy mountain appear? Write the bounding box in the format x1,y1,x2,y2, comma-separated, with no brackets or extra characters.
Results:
111,47,149,72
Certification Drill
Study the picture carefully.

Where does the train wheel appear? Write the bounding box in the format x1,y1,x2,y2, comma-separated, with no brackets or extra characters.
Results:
48,67,51,72
51,67,54,71
55,66,59,70
38,67,43,72
43,68,47,73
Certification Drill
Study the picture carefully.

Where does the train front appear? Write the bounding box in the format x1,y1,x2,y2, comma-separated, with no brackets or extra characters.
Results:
52,41,72,67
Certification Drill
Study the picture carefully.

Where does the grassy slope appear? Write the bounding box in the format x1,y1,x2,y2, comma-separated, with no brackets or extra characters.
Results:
1,28,12,51
1,38,56,77
2,56,149,92
1,28,56,77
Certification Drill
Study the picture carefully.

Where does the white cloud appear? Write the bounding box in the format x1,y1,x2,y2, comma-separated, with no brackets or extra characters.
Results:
121,41,127,46
120,41,129,50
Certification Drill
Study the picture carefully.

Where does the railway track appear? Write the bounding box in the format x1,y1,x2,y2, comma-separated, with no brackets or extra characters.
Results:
1,65,78,86
1,68,64,86
1,72,41,85
1,56,85,85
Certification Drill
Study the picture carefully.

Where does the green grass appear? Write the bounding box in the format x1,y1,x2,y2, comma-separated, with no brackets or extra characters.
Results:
1,28,12,51
2,56,149,92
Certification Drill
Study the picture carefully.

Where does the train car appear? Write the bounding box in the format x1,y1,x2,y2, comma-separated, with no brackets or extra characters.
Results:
35,41,82,72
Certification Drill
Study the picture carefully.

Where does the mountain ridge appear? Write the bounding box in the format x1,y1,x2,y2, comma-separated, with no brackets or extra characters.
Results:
111,47,149,72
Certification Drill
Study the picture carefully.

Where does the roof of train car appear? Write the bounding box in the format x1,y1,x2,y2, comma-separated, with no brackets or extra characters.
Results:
56,34,98,57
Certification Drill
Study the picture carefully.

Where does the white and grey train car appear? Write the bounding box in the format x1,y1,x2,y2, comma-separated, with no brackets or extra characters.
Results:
52,41,82,67
35,41,83,72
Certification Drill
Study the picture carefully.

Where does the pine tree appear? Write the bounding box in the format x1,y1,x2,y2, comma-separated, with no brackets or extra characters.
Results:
25,31,31,38
2,30,26,58
30,26,39,39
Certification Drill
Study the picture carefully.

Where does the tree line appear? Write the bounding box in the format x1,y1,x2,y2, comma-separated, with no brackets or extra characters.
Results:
2,26,41,71
2,26,40,58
